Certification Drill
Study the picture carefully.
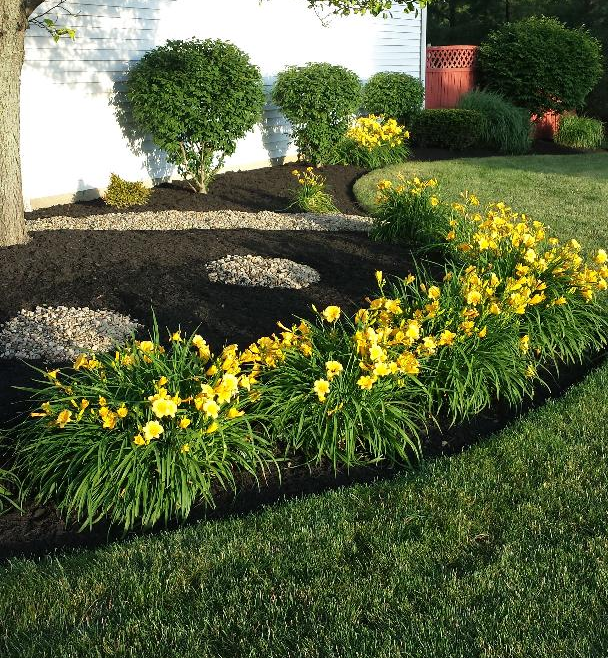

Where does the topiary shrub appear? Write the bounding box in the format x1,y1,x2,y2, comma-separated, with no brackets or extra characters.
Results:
103,173,151,209
478,17,604,117
272,62,361,165
362,71,424,127
555,115,605,150
412,109,482,150
458,90,532,155
127,39,265,194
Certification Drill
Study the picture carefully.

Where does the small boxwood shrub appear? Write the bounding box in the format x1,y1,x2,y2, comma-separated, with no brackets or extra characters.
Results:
479,17,604,116
127,39,265,194
103,173,151,209
272,63,361,165
362,72,424,127
458,90,532,155
555,115,605,150
332,115,411,169
412,109,482,150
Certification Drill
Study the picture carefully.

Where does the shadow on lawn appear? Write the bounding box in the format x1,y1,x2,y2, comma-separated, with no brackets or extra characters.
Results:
0,349,604,561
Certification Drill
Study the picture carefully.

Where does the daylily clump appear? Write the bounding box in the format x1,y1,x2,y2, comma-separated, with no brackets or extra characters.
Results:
12,175,608,531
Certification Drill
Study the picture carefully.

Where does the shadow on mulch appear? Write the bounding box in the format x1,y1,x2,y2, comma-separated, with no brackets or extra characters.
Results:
25,141,599,221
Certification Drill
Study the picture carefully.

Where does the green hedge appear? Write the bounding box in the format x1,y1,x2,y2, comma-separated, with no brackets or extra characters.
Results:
412,109,482,150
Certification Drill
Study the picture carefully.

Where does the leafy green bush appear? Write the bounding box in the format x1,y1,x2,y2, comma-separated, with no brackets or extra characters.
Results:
412,109,482,150
478,17,604,116
13,324,273,531
555,115,605,150
332,115,411,169
103,173,151,209
289,167,340,213
127,39,265,194
362,72,424,127
272,63,361,165
458,90,532,155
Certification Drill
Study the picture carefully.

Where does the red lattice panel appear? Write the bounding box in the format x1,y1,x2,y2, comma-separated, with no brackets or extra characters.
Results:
426,45,478,70
425,45,479,109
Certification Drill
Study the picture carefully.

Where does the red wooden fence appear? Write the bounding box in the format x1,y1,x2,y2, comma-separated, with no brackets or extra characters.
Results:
425,44,564,138
425,45,478,109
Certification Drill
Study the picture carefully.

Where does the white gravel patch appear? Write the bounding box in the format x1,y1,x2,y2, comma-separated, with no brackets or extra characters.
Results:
0,306,140,362
206,255,321,289
26,210,373,233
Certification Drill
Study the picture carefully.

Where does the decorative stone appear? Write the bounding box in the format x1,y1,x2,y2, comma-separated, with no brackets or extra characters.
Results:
205,255,321,289
0,306,140,362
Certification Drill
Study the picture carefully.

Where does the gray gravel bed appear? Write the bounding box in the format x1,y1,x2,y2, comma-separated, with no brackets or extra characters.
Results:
0,306,140,362
206,255,321,289
26,210,373,233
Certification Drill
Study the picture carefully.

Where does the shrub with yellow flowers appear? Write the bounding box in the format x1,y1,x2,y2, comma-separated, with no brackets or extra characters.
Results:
289,167,340,214
371,175,445,245
333,115,411,169
251,307,428,468
371,177,608,418
12,321,273,531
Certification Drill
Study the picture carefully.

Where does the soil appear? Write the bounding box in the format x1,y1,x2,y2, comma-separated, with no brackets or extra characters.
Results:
1,141,604,559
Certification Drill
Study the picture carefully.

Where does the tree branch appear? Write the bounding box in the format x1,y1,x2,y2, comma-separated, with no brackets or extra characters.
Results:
24,1,46,18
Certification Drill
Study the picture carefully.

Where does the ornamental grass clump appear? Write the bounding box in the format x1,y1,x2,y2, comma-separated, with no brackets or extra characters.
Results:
290,167,340,214
13,323,273,531
333,115,411,169
555,115,605,150
252,308,428,468
457,90,532,155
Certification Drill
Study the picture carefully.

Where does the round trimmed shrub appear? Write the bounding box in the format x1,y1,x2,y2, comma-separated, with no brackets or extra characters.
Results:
458,90,531,154
362,72,424,127
272,62,361,165
478,17,604,116
127,39,265,194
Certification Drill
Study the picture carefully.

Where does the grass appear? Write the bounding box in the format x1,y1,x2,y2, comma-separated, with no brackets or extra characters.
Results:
354,153,608,249
2,153,608,656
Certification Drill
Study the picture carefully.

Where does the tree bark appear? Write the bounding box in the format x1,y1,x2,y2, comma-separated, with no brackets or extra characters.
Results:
0,0,29,247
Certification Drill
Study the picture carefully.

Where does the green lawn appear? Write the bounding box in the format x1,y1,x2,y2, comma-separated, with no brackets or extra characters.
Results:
2,154,608,657
354,153,608,249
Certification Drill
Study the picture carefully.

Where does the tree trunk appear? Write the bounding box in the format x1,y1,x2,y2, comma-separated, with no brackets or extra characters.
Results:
0,0,29,247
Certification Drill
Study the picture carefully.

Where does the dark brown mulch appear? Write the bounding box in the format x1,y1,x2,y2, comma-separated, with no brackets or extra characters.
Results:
25,140,595,221
0,229,418,427
2,143,603,559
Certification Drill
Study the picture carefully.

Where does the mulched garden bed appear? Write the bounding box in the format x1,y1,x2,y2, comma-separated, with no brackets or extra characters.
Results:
1,141,602,559
25,141,591,221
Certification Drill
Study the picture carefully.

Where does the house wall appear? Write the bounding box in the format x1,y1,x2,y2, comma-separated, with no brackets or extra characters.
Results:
21,0,425,209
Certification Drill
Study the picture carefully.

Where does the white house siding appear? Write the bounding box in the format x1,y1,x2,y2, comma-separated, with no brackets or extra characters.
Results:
21,0,425,209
